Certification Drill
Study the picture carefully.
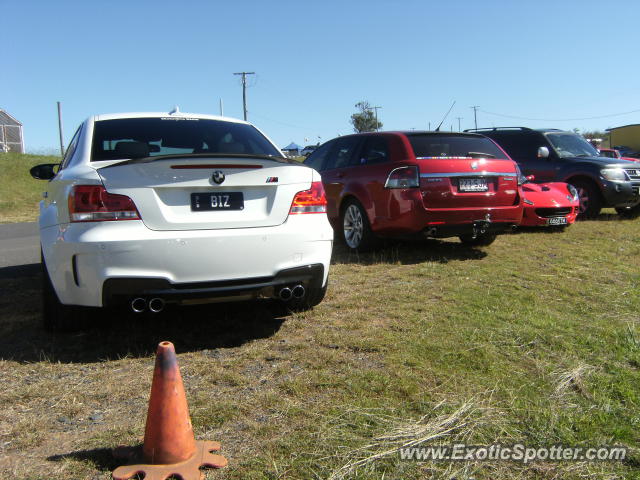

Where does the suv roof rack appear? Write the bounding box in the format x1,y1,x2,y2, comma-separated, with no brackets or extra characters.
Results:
464,127,535,132
464,127,563,133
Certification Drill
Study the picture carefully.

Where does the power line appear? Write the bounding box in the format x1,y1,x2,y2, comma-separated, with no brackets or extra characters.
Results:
233,72,255,121
479,107,640,122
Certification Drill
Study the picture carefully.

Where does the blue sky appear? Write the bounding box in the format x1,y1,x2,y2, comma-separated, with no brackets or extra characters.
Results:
5,0,640,153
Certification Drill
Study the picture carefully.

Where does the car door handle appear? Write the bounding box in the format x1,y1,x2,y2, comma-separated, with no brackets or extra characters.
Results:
335,172,344,178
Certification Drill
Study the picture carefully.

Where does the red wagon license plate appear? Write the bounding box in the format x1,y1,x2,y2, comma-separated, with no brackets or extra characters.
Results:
459,178,488,192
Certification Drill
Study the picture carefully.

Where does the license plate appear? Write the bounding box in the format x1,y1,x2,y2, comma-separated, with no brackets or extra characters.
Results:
191,192,244,211
459,178,488,192
547,217,568,225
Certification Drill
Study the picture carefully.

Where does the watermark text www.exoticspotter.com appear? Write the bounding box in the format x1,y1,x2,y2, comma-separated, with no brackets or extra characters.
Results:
399,444,627,464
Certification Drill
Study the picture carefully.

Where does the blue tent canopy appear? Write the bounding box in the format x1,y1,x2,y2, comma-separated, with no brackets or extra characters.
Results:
283,142,302,151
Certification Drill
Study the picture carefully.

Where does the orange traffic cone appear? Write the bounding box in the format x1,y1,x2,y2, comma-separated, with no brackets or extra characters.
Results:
112,341,228,480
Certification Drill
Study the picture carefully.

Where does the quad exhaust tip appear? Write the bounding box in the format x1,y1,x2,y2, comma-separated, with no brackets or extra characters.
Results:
292,285,305,299
131,297,147,313
131,297,165,313
149,297,165,313
279,287,292,301
278,285,306,301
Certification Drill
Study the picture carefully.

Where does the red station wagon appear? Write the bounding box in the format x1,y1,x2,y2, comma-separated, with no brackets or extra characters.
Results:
304,131,524,250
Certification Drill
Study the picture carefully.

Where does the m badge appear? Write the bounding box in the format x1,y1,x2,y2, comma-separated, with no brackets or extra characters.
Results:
212,171,225,185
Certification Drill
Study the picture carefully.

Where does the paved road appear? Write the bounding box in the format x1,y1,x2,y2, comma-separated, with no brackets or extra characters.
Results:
0,222,39,268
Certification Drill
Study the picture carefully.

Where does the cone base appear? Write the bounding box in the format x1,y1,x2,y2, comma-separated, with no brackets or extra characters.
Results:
112,440,228,480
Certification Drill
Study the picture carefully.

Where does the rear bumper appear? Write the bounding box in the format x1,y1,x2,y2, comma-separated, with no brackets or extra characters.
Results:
371,203,523,239
41,215,333,307
422,220,518,238
102,264,325,308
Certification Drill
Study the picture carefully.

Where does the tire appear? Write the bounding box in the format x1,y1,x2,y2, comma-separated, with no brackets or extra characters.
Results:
42,252,84,332
615,202,640,219
458,233,497,247
341,200,377,251
569,179,602,219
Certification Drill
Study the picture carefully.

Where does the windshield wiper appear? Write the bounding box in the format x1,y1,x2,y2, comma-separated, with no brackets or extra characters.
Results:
467,152,496,158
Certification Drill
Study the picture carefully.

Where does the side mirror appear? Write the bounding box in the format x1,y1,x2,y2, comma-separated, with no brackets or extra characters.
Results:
526,175,535,182
30,163,59,180
537,146,550,159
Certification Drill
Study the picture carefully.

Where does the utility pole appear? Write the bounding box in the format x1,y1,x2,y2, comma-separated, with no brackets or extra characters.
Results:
470,106,479,130
57,101,65,157
219,98,224,116
233,71,255,121
456,116,463,132
373,106,382,131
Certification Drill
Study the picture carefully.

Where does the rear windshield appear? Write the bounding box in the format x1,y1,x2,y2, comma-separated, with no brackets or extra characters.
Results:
407,134,507,159
91,117,281,161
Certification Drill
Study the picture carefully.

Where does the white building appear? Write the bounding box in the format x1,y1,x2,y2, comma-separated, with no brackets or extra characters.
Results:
0,110,24,153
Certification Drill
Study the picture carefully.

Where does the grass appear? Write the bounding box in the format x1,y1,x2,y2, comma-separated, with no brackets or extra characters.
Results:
0,152,60,223
0,153,639,478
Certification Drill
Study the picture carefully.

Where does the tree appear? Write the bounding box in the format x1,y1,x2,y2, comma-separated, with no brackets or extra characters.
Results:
581,130,608,141
350,101,382,133
581,130,609,148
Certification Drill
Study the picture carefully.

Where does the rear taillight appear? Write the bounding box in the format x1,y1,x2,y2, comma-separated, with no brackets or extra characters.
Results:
384,166,419,188
68,185,140,222
289,181,327,214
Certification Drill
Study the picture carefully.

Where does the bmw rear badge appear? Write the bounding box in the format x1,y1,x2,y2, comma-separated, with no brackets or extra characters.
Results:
212,171,225,184
471,162,478,169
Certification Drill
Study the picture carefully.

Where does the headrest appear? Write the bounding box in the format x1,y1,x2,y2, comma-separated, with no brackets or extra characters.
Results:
217,140,245,154
115,141,149,158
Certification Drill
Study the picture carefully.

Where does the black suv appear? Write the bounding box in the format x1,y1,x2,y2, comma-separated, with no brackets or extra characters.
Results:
466,127,640,218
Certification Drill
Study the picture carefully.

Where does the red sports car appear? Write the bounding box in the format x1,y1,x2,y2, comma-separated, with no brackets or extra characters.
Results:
520,176,579,227
598,148,639,163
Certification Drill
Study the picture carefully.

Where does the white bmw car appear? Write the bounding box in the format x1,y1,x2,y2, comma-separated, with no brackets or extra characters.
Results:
31,111,333,331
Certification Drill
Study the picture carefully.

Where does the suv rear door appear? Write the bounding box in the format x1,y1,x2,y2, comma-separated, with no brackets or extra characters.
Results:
407,133,520,208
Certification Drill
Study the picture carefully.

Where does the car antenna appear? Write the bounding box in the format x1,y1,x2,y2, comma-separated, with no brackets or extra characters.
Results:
435,101,456,132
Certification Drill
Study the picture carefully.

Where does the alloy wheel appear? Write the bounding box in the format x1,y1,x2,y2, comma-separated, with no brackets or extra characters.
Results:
343,204,364,249
576,187,589,214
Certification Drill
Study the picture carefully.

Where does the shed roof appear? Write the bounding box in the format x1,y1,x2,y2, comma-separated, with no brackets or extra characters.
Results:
606,124,640,132
0,110,22,126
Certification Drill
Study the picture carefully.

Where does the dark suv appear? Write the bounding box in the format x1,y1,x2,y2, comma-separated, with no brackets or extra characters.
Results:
468,127,640,218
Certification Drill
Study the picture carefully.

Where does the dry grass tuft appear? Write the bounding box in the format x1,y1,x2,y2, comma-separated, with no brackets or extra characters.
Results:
552,364,596,400
325,399,496,480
